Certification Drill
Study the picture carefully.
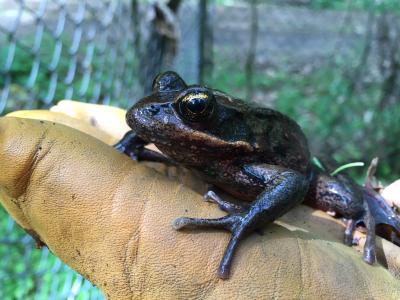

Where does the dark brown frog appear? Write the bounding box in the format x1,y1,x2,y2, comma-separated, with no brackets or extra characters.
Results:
115,71,400,279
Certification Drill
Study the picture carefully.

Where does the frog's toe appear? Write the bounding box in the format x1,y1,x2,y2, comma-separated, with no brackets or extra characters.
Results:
113,142,125,153
344,219,357,246
363,247,376,264
113,142,139,160
361,201,376,265
203,190,216,202
202,190,248,214
343,233,353,246
172,215,240,231
351,236,360,246
172,217,192,230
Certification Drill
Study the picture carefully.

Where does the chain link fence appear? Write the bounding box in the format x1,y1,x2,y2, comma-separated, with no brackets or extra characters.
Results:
0,0,140,115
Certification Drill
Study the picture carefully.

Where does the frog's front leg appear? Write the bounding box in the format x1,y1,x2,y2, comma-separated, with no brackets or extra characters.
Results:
114,130,174,164
173,165,309,279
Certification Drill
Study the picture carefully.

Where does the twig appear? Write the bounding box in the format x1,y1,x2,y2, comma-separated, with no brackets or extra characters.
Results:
245,0,258,100
364,157,379,190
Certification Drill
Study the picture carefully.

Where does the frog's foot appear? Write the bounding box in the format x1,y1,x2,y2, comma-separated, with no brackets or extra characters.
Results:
344,219,362,246
203,190,249,214
173,214,248,279
344,215,376,263
114,130,146,160
174,167,308,279
344,219,356,246
114,130,175,164
363,241,376,264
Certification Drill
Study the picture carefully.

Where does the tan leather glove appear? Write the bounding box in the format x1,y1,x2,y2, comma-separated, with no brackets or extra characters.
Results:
1,102,400,299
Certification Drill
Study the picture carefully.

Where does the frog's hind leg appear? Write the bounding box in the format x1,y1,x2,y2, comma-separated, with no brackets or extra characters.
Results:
362,201,376,264
305,168,366,247
174,167,308,279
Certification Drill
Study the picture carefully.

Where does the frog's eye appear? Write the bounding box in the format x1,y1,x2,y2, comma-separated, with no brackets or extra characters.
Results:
152,71,187,92
176,88,215,122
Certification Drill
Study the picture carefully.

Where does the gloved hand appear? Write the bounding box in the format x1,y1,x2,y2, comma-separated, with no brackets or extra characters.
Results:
1,102,400,299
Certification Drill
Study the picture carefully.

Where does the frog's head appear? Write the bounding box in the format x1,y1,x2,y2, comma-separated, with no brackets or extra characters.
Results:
126,71,253,165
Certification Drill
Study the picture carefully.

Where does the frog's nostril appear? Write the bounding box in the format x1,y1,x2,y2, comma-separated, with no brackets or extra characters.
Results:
148,105,160,115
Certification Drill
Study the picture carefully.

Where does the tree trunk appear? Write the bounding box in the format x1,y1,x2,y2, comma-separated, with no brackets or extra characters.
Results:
245,0,258,100
198,0,213,84
140,0,182,94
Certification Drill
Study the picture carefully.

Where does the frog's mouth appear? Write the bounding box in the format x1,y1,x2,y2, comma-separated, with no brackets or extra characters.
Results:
128,100,254,161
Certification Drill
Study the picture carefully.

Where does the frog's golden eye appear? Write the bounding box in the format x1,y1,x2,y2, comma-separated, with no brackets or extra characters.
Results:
176,88,215,122
183,94,208,113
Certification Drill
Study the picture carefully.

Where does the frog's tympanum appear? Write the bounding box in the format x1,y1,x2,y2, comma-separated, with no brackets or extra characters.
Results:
115,71,400,279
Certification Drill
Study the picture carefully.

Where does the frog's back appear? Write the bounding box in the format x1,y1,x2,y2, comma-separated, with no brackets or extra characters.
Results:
214,94,311,173
247,106,310,173
208,91,310,173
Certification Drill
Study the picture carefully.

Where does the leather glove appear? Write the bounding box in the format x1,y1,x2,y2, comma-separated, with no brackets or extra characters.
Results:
1,101,400,299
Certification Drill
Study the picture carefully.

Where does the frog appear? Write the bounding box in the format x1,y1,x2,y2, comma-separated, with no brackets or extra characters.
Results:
115,71,400,279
